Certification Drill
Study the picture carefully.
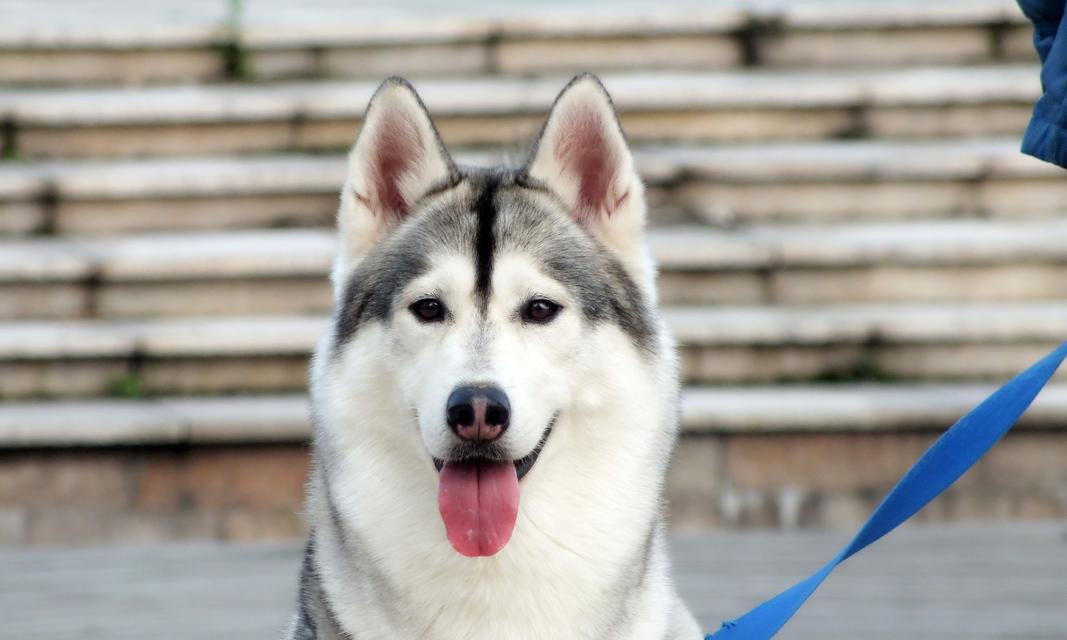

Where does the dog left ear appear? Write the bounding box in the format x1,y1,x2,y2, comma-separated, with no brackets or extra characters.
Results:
336,77,456,272
524,74,646,254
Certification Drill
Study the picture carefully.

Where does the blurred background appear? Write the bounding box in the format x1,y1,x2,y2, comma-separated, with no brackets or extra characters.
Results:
1,0,1066,638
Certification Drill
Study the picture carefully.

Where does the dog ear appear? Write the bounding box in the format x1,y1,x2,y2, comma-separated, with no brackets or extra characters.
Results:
337,77,455,264
524,74,645,253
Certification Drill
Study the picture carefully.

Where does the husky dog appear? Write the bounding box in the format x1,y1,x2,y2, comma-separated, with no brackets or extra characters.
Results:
290,73,701,639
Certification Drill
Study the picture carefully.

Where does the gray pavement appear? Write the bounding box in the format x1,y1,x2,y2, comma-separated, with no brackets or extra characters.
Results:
1,521,1065,639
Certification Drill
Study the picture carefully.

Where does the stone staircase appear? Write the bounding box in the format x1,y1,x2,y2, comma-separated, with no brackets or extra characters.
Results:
1,0,1065,545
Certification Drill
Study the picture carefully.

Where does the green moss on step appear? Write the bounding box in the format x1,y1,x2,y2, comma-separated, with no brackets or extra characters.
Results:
107,373,146,399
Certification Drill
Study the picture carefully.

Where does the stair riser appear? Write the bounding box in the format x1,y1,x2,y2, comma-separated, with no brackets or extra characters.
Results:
670,429,1067,531
13,103,1031,159
5,175,1066,237
659,264,1067,306
2,341,1058,398
0,24,1034,86
0,48,227,85
0,356,309,400
4,260,1065,321
0,195,339,237
7,263,1067,320
677,178,1067,225
2,426,1063,544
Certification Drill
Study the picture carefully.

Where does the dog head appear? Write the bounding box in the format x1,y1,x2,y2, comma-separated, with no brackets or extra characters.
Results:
317,75,669,558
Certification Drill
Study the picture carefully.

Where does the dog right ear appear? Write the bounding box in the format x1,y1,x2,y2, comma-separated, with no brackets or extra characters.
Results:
336,78,455,267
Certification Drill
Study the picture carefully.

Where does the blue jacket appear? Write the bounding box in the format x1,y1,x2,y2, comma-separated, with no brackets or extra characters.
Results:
1019,0,1067,168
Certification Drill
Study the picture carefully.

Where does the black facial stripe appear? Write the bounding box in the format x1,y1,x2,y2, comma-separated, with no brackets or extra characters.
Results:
474,178,500,301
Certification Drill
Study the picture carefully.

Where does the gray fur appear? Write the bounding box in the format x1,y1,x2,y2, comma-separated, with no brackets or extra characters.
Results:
289,538,346,640
334,166,654,351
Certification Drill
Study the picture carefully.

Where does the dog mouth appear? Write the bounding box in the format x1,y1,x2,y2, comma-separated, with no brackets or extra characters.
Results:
431,421,553,481
432,419,554,558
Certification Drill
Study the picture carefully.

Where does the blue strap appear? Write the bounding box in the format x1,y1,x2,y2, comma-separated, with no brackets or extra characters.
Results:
707,341,1067,640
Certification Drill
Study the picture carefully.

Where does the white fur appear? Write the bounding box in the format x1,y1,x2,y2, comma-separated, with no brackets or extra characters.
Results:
303,77,702,640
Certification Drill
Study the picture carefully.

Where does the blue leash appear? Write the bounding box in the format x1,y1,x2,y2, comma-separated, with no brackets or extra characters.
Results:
707,341,1067,640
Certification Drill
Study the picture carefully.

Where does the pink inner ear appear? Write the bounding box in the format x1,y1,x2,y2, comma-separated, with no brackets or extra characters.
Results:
553,103,625,223
366,114,423,222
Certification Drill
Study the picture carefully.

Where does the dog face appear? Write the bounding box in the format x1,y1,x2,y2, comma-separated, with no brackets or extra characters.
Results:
320,75,663,558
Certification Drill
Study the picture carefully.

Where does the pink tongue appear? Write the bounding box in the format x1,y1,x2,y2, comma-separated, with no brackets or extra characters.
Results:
438,460,519,557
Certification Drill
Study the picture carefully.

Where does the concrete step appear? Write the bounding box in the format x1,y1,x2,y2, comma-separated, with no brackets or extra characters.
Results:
2,139,1063,236
0,66,1040,159
0,0,1034,85
0,303,1063,398
4,220,1067,320
2,381,1065,447
3,392,1065,542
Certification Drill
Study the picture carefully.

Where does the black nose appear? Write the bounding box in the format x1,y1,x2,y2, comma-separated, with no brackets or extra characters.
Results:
446,385,510,442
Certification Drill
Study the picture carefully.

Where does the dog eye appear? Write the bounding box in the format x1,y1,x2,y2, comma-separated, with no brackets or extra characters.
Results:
410,298,446,323
522,299,561,324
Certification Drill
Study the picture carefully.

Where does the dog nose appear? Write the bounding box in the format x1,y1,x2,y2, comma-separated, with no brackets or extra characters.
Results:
446,385,510,442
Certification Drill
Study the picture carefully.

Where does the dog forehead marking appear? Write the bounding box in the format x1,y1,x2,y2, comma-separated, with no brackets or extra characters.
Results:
334,165,653,351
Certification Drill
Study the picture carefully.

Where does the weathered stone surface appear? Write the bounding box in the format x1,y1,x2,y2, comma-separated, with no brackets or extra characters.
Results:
2,302,1065,396
0,0,1058,547
0,283,89,320
0,443,308,544
0,395,310,447
658,272,767,306
1,67,1039,158
17,122,296,159
666,435,724,530
58,194,338,234
134,445,309,511
138,355,310,395
768,264,1067,304
668,303,1067,346
0,202,46,236
680,344,867,384
760,27,993,67
0,450,132,509
96,278,331,319
680,384,1067,434
0,360,131,399
724,432,936,492
706,430,1067,528
868,104,1034,139
0,429,1062,544
1001,23,1040,62
322,43,489,78
5,140,1064,236
221,508,307,541
679,181,974,223
496,35,740,73
3,381,1065,448
0,400,182,445
0,48,225,85
163,395,311,443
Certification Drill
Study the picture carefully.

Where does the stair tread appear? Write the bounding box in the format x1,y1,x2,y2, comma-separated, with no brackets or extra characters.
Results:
0,65,1040,125
2,138,1059,202
0,0,1025,49
5,218,1067,283
2,379,1064,447
1,302,1065,359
